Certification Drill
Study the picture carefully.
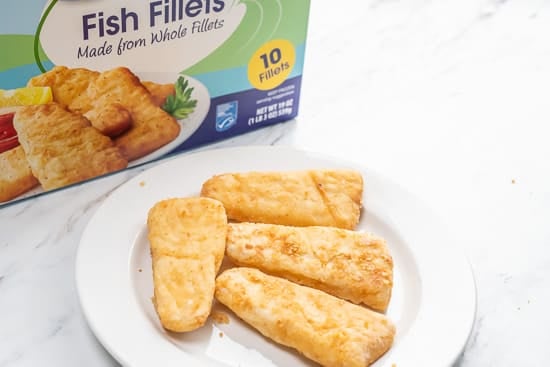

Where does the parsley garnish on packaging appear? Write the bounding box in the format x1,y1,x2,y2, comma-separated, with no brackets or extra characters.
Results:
162,75,198,119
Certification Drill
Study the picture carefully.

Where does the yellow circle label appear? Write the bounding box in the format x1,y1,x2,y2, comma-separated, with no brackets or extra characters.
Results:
248,39,296,91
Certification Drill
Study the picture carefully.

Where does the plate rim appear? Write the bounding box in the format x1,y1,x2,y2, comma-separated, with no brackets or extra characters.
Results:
75,145,477,367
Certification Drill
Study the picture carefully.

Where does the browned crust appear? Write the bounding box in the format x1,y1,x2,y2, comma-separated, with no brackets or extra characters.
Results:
13,103,128,190
147,198,227,332
0,146,39,202
226,222,393,311
215,268,396,367
28,66,178,141
142,81,176,107
27,66,98,114
88,68,180,161
201,169,363,229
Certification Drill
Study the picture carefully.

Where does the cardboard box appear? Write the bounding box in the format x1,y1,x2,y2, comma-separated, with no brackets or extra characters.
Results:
0,0,310,206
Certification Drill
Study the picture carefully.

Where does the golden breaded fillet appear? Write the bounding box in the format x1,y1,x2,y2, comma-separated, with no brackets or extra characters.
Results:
28,67,179,141
88,68,180,161
13,104,128,190
201,169,363,229
28,66,132,137
142,81,175,107
27,66,98,114
28,67,173,110
226,223,393,311
83,103,132,137
215,268,395,367
147,197,227,332
0,146,39,202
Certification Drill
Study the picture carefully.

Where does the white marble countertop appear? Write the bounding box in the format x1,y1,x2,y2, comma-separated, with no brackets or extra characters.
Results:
2,0,550,366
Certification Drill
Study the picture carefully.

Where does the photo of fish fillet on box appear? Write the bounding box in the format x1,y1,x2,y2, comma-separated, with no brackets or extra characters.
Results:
0,66,200,204
145,169,396,367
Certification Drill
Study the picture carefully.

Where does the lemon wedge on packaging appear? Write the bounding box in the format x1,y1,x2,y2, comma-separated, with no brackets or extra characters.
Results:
0,87,53,107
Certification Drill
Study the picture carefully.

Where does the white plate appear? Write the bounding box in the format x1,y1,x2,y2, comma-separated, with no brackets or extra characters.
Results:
76,146,476,367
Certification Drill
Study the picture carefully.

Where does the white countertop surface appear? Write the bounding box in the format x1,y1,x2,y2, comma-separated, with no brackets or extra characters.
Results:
2,0,550,366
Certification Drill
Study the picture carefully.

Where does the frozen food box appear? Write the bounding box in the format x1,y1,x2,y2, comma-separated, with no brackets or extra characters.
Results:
0,0,310,206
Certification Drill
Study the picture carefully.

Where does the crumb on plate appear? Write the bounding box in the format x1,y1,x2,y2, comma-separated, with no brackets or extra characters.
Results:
212,311,230,324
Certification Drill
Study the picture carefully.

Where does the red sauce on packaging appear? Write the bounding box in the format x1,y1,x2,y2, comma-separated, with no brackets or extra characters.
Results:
0,113,19,154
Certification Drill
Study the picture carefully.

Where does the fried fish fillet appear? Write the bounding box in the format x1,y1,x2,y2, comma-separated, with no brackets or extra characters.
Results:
27,66,98,113
29,66,175,109
13,104,128,190
147,197,227,332
215,268,395,367
142,81,175,107
226,222,393,311
0,146,39,202
28,67,177,139
28,66,131,137
88,68,180,161
83,102,132,137
201,169,363,229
